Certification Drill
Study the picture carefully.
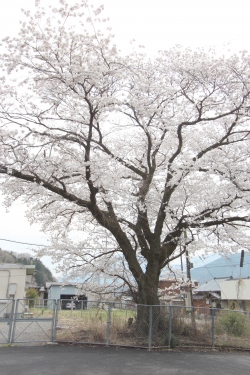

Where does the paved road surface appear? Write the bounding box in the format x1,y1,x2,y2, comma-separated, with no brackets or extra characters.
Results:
0,345,249,375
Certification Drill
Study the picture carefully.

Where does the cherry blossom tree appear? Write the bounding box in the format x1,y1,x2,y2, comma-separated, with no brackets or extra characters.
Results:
0,0,250,305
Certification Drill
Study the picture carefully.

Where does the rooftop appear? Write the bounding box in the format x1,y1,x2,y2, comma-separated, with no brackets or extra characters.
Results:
194,277,229,293
0,263,35,275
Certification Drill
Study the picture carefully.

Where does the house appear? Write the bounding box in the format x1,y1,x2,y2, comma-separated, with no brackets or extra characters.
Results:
193,277,229,310
0,263,35,316
158,279,198,306
220,277,250,311
0,263,35,300
46,282,95,308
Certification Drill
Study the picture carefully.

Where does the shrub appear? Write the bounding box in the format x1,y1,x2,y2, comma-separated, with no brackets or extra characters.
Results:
215,311,248,337
25,288,39,308
164,332,178,348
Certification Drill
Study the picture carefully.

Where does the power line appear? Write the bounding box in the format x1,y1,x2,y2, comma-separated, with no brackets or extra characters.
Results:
0,248,36,253
0,238,46,247
197,262,250,269
0,239,117,251
196,255,231,300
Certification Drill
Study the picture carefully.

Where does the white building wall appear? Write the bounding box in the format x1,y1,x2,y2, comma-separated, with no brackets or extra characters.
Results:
0,267,27,300
220,279,250,300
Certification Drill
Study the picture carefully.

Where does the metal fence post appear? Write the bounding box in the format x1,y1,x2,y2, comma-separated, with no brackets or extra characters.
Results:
8,299,16,344
168,305,173,348
148,305,153,350
52,299,60,342
10,299,18,344
148,306,153,350
51,300,56,342
211,308,215,348
106,302,112,346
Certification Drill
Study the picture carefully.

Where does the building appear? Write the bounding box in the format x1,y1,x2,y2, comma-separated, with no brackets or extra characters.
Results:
0,263,35,316
158,279,198,306
46,282,95,308
193,277,230,311
0,263,35,300
220,277,250,311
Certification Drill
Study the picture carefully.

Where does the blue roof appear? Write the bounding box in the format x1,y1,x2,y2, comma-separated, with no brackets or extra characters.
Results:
191,253,250,285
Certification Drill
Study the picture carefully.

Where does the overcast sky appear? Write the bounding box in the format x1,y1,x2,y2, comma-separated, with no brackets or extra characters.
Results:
0,0,249,273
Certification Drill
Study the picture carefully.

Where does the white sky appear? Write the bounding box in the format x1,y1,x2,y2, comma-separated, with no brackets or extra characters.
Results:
0,0,249,274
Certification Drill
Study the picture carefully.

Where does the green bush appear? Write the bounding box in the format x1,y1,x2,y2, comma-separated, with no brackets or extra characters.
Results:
216,311,248,337
181,323,192,337
26,288,39,308
164,332,178,348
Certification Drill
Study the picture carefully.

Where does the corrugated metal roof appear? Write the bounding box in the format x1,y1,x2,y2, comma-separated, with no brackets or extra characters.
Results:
45,282,78,288
194,278,229,292
209,292,221,299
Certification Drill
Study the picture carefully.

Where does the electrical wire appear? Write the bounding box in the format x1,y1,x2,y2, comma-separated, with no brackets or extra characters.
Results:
0,238,46,247
0,248,36,253
0,238,116,250
194,255,232,300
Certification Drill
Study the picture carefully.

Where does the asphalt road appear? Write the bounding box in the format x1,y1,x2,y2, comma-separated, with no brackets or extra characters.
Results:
0,345,249,375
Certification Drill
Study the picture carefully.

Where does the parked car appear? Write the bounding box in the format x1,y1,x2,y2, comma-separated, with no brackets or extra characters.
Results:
65,302,76,309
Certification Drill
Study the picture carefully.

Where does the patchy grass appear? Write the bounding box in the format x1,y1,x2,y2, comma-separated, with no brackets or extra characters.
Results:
29,304,250,349
55,306,137,344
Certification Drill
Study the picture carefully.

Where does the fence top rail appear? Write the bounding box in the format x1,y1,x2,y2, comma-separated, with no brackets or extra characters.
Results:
17,298,55,301
4,299,250,315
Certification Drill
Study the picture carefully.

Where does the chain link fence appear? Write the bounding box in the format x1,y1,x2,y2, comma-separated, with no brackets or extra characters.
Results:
55,301,250,350
213,308,250,349
1,299,250,349
0,299,15,344
55,300,108,344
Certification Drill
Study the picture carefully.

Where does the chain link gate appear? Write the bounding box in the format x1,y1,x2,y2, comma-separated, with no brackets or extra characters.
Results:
11,299,57,344
0,299,15,344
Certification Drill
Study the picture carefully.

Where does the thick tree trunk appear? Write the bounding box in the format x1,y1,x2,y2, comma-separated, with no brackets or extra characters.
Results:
136,251,161,304
137,274,160,305
135,269,161,338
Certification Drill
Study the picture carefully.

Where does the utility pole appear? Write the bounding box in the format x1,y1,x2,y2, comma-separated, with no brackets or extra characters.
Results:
180,241,183,272
240,250,245,267
184,230,196,333
184,230,194,310
102,235,109,287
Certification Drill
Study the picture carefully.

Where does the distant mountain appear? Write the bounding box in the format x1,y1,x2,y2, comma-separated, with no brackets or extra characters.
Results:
0,248,56,286
191,252,250,286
